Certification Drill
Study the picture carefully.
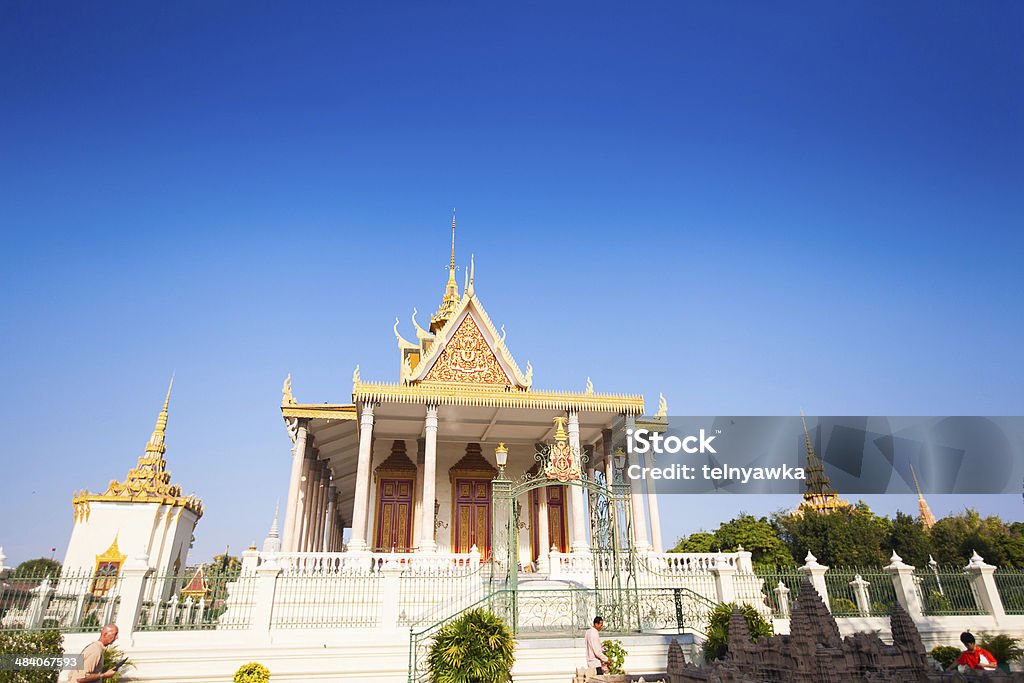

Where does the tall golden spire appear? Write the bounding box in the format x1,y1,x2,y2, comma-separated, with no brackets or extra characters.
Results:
910,464,936,529
430,210,462,332
796,410,850,515
145,375,174,455
72,376,203,518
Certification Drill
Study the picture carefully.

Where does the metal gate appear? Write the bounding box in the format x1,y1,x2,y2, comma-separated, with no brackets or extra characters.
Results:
490,420,638,632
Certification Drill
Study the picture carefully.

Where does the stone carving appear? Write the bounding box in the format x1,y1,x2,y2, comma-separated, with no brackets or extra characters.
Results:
667,577,1024,682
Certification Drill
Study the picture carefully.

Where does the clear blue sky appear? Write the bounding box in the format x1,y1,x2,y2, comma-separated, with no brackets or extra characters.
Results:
1,2,1022,565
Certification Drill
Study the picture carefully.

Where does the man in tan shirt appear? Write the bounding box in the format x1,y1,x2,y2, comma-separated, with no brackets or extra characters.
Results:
68,624,118,682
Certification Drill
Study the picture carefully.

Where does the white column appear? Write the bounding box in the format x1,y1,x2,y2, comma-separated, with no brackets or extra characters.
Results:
282,419,308,552
419,405,439,552
348,403,376,552
314,467,328,551
324,485,336,552
567,410,590,553
626,415,650,551
297,456,315,551
413,437,426,549
536,490,550,572
644,452,664,553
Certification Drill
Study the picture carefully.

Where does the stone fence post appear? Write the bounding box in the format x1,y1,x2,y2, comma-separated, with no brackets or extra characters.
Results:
799,552,830,611
965,551,1005,622
735,546,754,574
885,551,924,619
250,556,282,637
712,553,737,604
380,560,404,630
773,581,791,618
468,545,481,571
849,574,871,617
549,547,563,581
26,579,54,629
115,553,153,639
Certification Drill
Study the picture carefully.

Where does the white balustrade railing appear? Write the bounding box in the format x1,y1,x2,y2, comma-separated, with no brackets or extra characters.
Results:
269,548,481,576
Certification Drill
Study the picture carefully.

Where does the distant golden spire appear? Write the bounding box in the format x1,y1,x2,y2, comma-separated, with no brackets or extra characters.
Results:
796,410,850,515
910,464,936,529
146,376,174,455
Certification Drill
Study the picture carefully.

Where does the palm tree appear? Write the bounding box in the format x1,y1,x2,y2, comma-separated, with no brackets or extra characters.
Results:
427,608,515,683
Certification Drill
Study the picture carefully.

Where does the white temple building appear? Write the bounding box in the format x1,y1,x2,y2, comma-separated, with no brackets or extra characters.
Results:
63,378,203,585
277,214,663,564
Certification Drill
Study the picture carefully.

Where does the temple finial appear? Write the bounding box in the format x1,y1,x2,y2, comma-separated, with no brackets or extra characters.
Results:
450,209,457,271
146,375,174,454
467,253,475,296
431,210,462,332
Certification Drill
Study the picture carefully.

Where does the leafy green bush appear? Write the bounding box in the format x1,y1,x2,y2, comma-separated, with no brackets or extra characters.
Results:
0,629,63,683
701,603,773,662
930,645,960,669
602,639,627,675
233,661,270,683
427,608,515,683
104,644,135,682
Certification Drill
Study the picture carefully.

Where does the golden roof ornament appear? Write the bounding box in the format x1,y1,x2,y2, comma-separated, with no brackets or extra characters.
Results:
352,364,361,384
544,417,581,481
585,377,594,395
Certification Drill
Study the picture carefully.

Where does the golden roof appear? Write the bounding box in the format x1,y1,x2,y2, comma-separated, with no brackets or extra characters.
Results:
73,378,203,518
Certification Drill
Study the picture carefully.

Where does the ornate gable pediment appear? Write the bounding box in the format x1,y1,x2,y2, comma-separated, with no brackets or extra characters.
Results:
406,295,531,388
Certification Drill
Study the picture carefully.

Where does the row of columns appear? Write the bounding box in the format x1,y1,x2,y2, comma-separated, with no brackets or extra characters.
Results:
288,404,662,556
282,419,345,553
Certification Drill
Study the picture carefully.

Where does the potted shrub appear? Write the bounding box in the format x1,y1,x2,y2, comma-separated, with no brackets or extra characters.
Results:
427,608,515,683
979,633,1023,673
602,639,628,675
234,662,270,682
103,645,135,682
929,645,960,670
701,603,773,662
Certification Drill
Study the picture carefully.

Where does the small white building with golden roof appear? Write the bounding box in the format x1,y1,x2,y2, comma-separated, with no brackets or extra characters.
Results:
63,379,203,584
279,215,663,563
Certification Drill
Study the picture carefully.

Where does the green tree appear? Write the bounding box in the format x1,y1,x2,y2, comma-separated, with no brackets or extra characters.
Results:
930,510,1024,567
669,531,716,554
713,515,794,569
886,511,931,567
11,558,61,580
773,503,892,566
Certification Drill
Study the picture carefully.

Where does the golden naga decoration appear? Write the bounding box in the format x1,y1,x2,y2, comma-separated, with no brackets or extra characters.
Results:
282,374,296,406
422,314,511,384
544,417,582,482
656,392,668,418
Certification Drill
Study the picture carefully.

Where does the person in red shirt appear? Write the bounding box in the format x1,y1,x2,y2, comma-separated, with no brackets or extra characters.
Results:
949,631,997,671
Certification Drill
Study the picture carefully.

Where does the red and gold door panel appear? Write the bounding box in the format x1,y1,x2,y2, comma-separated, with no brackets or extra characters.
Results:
530,485,569,561
374,478,415,551
453,478,491,557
